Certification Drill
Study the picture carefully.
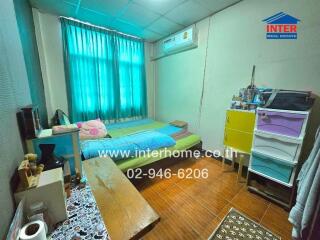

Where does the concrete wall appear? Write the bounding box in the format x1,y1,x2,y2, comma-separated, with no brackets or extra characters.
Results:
33,9,155,122
145,42,156,118
0,0,32,237
33,10,68,123
153,18,209,134
153,0,320,153
13,0,48,127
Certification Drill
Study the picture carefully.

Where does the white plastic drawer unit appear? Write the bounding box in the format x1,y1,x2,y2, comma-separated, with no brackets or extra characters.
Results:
253,131,301,163
256,108,309,138
250,151,295,185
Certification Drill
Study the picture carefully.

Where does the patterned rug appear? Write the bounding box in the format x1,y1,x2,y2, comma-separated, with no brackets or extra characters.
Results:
209,208,281,240
49,182,110,240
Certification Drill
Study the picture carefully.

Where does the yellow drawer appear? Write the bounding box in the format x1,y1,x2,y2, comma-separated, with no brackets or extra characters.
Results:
224,128,253,153
225,110,255,133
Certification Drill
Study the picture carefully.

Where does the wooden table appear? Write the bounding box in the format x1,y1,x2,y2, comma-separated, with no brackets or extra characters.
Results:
83,157,160,240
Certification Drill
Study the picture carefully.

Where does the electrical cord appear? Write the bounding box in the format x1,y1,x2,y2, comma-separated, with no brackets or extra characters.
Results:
198,16,212,128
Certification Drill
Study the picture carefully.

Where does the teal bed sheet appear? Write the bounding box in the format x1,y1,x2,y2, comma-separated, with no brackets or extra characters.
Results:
81,130,176,160
116,134,201,172
84,119,201,171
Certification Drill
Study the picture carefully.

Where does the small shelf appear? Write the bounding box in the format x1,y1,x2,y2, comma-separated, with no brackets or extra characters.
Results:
247,108,310,210
254,129,303,144
247,171,294,210
247,186,291,210
256,107,310,115
227,108,256,113
248,168,293,187
251,149,298,165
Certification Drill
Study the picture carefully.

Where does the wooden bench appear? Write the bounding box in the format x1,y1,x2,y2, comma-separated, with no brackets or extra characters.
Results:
83,157,160,240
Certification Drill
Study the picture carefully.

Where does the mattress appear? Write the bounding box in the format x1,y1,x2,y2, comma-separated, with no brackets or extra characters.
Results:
116,133,201,172
81,130,177,160
83,119,201,171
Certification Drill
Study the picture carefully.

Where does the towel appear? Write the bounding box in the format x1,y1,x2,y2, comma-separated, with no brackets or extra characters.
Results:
289,127,320,239
170,120,188,128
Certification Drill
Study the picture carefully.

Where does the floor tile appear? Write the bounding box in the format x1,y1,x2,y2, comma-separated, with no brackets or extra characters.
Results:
260,203,292,240
160,185,217,235
200,217,221,239
177,179,229,216
207,172,245,200
231,187,270,222
141,189,174,221
217,203,233,219
138,157,292,240
144,217,201,240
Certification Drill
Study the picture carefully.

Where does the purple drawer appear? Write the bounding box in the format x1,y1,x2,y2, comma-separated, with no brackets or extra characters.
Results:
257,110,306,137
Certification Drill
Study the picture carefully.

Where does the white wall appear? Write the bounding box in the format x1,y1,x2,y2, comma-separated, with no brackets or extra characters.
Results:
154,18,209,134
33,9,69,121
144,41,156,118
33,9,155,122
153,0,320,152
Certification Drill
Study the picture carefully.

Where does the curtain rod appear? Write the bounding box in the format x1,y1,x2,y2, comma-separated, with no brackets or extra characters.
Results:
59,16,142,40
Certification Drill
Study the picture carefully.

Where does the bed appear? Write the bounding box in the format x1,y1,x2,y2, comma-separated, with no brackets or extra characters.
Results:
81,119,201,172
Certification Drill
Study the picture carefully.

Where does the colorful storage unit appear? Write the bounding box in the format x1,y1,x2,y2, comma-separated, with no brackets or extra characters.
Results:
248,107,310,208
223,109,256,153
253,131,301,163
250,151,296,185
256,109,308,138
26,129,82,176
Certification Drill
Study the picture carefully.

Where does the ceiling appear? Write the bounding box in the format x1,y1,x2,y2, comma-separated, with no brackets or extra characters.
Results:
29,0,241,42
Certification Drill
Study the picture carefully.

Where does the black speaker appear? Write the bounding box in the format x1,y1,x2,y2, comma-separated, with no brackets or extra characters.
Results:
18,105,42,139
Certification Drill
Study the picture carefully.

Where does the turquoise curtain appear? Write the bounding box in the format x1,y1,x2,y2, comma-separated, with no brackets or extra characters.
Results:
61,18,147,122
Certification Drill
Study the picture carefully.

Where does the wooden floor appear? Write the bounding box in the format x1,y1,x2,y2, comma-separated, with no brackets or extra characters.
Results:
133,157,292,240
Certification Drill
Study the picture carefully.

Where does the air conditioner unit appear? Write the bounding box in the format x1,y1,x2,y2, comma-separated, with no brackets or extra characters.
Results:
162,26,198,55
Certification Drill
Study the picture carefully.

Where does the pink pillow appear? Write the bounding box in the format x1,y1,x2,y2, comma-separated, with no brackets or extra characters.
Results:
78,119,107,140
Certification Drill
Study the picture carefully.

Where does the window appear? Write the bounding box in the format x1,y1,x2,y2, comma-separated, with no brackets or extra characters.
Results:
61,18,147,122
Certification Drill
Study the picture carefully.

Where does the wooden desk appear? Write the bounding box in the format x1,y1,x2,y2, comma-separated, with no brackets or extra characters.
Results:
83,157,160,240
26,129,81,177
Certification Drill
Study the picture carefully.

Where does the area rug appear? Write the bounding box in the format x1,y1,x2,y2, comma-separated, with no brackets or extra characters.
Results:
209,208,281,240
49,182,110,240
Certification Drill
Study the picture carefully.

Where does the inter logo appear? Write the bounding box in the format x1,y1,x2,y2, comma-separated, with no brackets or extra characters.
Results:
263,12,300,40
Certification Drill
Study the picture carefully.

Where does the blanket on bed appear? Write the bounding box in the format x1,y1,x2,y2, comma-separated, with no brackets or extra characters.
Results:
81,130,176,160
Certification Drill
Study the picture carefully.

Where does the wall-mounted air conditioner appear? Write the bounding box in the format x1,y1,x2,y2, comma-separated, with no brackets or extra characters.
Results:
162,26,198,55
